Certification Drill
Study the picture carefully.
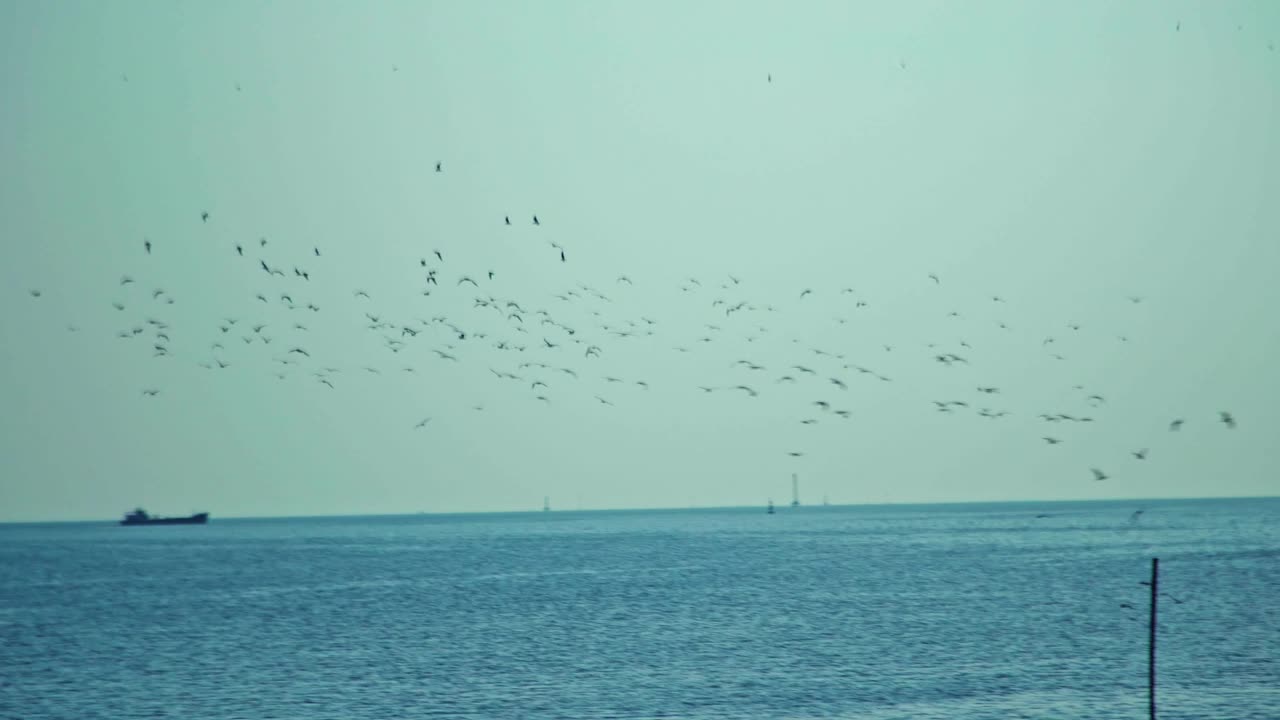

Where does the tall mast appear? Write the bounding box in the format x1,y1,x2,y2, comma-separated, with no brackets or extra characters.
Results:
791,473,800,507
543,496,550,512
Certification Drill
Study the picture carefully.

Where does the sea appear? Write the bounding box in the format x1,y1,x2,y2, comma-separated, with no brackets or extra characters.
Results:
1,498,1277,720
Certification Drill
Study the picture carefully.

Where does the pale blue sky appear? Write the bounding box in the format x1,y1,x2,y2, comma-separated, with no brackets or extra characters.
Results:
1,1,1277,521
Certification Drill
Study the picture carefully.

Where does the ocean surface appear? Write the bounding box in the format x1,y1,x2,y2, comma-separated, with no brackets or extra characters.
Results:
1,499,1277,720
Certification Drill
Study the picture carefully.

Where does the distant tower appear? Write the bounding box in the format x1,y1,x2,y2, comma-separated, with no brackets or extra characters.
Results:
543,496,550,512
791,473,800,507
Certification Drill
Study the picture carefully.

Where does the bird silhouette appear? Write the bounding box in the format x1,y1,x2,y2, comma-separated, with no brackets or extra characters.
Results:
1169,419,1184,432
1219,411,1236,429
201,211,209,223
1091,468,1109,481
144,240,151,254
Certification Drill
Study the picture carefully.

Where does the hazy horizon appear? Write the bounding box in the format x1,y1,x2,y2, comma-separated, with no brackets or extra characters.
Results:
5,494,1279,525
2,1,1278,522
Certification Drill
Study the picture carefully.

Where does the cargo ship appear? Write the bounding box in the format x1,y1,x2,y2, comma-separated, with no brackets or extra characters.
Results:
120,508,209,526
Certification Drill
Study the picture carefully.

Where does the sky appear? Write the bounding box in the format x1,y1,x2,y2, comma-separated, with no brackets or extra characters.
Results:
1,1,1277,522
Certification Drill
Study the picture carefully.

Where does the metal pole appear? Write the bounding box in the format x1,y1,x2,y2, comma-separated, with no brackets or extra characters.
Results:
1149,557,1159,720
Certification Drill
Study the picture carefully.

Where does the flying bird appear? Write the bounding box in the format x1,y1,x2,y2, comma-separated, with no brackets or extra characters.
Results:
201,211,209,223
144,239,151,254
414,417,431,429
1091,468,1109,482
1132,448,1149,460
928,273,939,284
1169,419,1184,432
1219,411,1236,429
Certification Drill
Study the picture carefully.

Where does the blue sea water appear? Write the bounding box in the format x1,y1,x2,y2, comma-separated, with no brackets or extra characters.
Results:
1,499,1277,720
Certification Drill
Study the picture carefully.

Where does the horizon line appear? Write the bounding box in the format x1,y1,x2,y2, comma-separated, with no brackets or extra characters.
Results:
3,494,1277,526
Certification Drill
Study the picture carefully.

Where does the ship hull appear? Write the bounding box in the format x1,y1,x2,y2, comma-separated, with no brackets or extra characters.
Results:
120,513,209,526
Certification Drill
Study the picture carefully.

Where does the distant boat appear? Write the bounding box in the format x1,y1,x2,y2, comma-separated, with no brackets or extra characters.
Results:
120,508,208,526
767,499,775,515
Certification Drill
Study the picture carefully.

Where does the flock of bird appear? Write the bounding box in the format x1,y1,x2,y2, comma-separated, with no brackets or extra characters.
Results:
23,41,1254,498
25,189,1239,494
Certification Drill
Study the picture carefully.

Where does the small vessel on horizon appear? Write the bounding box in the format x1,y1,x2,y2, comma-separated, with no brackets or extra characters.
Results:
120,508,209,526
767,499,775,515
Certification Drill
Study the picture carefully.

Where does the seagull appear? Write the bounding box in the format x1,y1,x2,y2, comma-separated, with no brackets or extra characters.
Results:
236,244,243,256
141,389,160,397
1132,448,1149,460
314,247,320,256
533,215,540,226
1091,468,1109,482
121,275,134,286
434,250,443,261
787,451,804,457
1169,419,1184,432
201,211,209,223
1042,437,1062,445
1219,411,1236,429
414,417,431,429
29,289,42,298
928,273,939,284
144,239,151,254
505,216,511,225
435,162,442,173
